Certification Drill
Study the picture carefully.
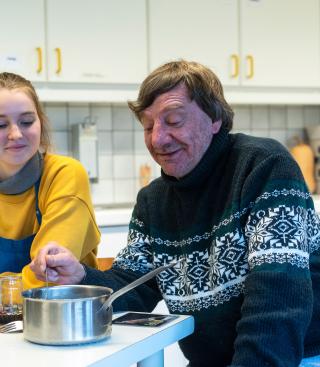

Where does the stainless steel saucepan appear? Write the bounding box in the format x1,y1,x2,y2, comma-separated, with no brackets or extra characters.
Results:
21,263,174,345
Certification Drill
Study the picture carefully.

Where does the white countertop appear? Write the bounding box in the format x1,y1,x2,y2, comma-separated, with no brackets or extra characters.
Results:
94,207,132,227
0,313,194,367
95,195,320,228
312,195,320,213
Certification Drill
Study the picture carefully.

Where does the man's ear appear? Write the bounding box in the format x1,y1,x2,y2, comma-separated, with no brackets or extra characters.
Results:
212,120,222,134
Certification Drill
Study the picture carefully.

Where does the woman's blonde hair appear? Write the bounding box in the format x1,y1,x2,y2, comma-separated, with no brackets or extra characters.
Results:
0,72,51,151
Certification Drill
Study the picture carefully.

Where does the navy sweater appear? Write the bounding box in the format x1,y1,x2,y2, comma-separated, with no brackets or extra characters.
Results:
83,126,320,367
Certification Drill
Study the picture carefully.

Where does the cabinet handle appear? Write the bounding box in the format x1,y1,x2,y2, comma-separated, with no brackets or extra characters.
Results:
230,54,239,78
54,48,62,75
246,55,254,79
35,47,43,74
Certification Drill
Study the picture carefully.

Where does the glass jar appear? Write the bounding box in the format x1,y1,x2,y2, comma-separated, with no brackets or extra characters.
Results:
0,275,23,324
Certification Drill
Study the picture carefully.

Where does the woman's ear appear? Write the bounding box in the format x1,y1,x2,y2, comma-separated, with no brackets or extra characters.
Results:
212,119,222,134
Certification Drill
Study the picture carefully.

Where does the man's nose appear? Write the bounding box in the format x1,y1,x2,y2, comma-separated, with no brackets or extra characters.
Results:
8,124,23,139
151,120,170,148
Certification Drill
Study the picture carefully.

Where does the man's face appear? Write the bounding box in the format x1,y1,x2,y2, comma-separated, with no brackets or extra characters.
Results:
140,84,222,178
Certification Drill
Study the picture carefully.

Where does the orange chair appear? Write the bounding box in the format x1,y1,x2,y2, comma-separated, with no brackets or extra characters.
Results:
97,257,114,271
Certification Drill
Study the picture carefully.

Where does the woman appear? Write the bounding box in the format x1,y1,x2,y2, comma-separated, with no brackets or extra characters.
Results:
0,72,100,289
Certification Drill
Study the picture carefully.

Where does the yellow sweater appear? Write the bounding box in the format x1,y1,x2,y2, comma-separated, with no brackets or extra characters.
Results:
0,153,100,289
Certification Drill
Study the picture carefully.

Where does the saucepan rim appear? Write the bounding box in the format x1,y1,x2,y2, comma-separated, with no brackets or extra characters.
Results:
22,284,113,302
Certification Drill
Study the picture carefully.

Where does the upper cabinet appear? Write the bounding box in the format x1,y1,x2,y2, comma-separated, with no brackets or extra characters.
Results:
0,0,46,81
148,0,239,86
1,0,320,102
46,0,147,83
0,0,147,85
148,0,320,88
240,0,320,87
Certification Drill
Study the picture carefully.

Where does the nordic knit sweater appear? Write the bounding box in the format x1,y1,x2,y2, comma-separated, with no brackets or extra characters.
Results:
83,126,320,367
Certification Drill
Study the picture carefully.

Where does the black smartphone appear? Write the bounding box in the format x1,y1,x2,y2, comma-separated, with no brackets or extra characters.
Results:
112,312,178,327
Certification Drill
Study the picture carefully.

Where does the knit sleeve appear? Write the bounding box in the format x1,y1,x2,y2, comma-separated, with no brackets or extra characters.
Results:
81,265,162,312
112,191,155,274
230,152,320,367
80,191,162,312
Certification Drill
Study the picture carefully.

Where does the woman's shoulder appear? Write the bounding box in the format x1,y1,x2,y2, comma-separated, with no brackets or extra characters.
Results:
43,153,87,175
41,153,90,189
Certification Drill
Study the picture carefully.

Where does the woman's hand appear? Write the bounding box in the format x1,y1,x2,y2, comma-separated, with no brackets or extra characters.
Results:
30,242,86,284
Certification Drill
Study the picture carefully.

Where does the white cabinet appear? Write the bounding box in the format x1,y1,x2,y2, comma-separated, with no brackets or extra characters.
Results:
0,0,46,81
240,0,320,87
148,0,320,88
0,0,147,85
46,0,147,84
2,0,320,102
148,0,239,86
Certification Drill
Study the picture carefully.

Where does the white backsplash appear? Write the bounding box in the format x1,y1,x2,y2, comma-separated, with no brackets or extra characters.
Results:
43,103,320,206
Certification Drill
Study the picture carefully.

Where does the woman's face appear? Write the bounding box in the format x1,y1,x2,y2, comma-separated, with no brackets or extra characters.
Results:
0,89,41,179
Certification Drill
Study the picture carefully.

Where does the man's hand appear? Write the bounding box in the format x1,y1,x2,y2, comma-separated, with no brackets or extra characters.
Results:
30,242,86,285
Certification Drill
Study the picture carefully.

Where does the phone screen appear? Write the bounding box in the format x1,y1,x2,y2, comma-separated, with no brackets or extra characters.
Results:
112,312,178,327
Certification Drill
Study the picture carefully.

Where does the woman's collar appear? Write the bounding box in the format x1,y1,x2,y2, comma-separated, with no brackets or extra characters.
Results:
0,152,44,195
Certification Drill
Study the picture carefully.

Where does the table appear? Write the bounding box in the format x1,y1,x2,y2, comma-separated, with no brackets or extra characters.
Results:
0,313,194,367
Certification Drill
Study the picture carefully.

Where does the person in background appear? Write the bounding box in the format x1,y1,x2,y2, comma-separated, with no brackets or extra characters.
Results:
0,72,100,289
31,60,320,367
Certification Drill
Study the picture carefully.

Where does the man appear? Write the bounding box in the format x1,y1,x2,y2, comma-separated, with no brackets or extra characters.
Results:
31,60,320,367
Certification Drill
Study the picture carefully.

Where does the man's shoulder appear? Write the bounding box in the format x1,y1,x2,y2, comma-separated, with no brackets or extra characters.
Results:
231,133,289,159
136,176,166,202
139,176,164,193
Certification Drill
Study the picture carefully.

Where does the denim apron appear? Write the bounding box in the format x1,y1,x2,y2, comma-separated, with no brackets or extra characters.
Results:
0,178,41,273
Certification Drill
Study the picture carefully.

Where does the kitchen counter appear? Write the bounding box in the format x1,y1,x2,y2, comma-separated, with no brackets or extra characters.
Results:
95,207,132,259
0,313,194,367
94,207,132,227
312,195,320,213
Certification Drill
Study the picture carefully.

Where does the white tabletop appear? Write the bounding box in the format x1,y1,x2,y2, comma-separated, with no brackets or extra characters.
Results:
0,313,194,367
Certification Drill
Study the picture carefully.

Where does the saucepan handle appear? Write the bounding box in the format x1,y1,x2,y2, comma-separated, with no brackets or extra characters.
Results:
97,262,176,315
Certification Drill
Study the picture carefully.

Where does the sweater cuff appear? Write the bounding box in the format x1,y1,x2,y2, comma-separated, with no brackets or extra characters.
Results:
79,263,88,284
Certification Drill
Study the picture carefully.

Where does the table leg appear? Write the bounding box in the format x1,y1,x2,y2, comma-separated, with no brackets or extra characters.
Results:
137,349,164,367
